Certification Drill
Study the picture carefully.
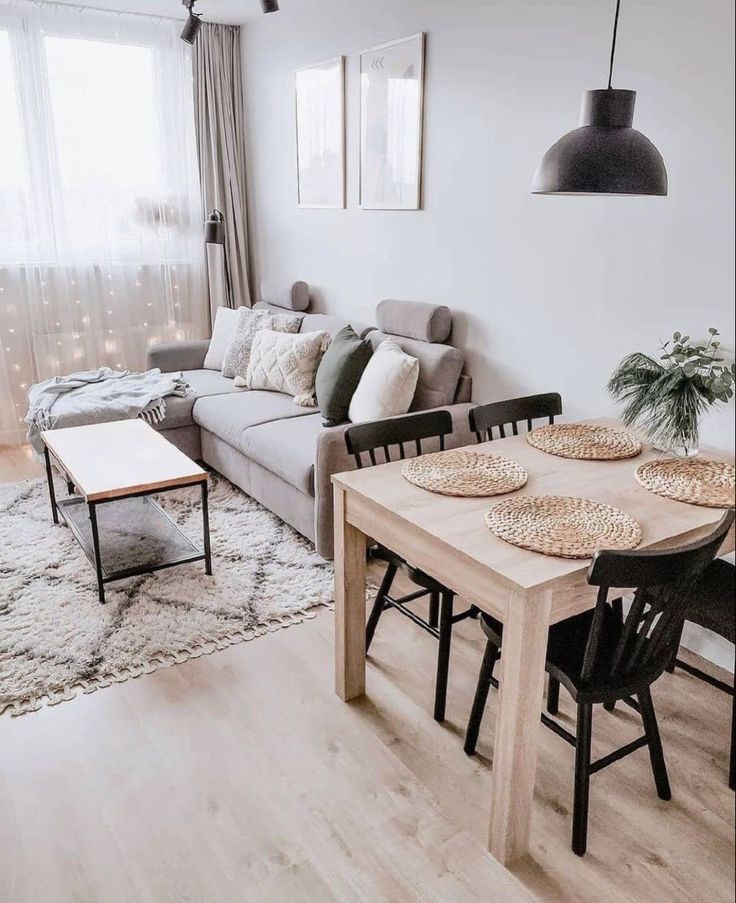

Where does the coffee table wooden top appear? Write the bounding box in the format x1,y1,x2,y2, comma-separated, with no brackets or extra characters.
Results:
41,419,206,502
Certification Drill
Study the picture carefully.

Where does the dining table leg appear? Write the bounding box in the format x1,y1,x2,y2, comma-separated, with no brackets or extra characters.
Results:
489,587,553,864
334,485,367,701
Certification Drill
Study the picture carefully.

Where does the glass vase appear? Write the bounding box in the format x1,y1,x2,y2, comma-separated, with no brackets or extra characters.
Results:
653,438,699,459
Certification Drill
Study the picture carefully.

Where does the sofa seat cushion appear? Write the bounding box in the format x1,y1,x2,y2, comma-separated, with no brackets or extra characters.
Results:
192,390,314,451
241,413,323,496
159,369,244,430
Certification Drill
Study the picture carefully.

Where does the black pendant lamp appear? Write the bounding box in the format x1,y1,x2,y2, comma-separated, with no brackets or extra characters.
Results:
532,0,667,196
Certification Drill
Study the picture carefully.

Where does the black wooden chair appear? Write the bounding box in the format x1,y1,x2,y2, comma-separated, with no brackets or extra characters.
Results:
345,410,475,722
463,510,735,855
469,392,562,442
666,557,735,790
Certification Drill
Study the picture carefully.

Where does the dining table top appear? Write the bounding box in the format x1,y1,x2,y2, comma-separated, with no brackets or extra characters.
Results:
332,418,735,595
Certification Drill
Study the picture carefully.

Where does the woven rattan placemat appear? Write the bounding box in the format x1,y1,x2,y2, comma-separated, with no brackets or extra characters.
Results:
485,495,643,559
401,449,528,497
635,458,735,509
527,423,642,461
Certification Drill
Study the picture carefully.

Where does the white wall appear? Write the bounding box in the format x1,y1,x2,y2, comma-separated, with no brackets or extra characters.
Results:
242,0,735,670
242,0,735,451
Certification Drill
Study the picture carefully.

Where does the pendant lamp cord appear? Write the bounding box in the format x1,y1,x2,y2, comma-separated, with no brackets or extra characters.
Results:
607,0,622,89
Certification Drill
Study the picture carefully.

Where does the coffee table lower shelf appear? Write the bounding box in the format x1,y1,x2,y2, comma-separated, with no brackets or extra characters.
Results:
55,492,210,603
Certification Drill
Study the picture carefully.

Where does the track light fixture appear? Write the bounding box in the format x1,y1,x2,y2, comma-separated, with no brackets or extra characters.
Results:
180,0,278,41
180,0,202,44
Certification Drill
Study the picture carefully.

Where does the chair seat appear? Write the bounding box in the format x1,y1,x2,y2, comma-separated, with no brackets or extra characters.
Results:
373,544,447,593
480,606,656,704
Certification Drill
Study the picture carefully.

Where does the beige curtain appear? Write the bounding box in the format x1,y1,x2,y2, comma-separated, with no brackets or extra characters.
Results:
193,23,251,316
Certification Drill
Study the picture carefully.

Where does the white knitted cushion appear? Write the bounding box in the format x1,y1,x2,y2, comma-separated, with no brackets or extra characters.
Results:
246,329,331,406
348,340,419,422
222,308,301,381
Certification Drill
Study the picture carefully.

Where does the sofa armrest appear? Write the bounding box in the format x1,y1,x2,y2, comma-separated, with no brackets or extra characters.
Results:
313,403,475,559
146,340,210,373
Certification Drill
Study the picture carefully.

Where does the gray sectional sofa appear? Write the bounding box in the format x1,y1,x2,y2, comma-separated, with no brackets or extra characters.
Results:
147,297,474,559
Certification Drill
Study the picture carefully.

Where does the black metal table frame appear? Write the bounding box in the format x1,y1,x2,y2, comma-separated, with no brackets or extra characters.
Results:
43,445,212,604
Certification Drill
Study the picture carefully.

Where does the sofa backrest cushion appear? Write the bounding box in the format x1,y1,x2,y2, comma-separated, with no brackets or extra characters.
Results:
299,313,373,340
368,332,463,410
376,299,452,344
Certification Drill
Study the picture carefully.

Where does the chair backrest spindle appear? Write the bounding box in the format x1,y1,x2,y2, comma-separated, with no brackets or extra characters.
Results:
469,393,563,444
345,410,454,472
580,511,735,689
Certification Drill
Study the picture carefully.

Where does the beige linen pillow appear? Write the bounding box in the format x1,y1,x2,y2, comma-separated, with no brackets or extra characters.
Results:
246,329,331,406
348,340,419,422
222,308,301,382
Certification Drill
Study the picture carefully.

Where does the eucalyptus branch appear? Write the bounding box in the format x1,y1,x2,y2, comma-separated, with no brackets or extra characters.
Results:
608,328,734,453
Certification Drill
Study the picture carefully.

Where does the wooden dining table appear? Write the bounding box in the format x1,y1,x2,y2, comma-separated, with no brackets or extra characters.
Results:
331,418,735,865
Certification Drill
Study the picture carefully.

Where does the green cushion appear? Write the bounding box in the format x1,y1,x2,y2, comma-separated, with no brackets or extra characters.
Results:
315,325,373,427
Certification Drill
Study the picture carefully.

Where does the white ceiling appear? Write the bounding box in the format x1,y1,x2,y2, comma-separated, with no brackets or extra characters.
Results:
51,0,267,25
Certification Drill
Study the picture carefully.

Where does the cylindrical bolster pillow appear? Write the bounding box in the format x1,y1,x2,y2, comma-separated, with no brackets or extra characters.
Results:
376,299,452,344
291,281,310,311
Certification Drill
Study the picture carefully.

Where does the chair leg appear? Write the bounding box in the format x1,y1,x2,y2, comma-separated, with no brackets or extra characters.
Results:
547,676,560,715
572,703,593,856
603,600,625,711
638,687,672,801
428,590,440,630
729,684,735,792
433,590,455,722
464,640,500,755
665,622,685,674
365,563,397,653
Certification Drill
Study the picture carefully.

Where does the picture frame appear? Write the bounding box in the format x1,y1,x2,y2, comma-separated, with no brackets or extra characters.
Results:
295,56,346,209
359,33,426,210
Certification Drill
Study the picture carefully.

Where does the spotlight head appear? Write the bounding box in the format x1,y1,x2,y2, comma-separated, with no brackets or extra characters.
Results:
260,0,280,13
204,210,225,245
180,2,202,43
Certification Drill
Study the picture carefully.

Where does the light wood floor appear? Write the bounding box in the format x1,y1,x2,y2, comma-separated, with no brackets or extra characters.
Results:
1,445,734,903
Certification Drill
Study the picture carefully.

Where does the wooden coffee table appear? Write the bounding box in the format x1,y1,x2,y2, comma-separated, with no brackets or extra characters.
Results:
41,419,212,603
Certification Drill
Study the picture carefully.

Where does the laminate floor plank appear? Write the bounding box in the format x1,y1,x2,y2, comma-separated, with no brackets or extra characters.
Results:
1,447,733,903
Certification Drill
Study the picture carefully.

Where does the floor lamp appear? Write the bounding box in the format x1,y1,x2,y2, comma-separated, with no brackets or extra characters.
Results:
204,209,232,317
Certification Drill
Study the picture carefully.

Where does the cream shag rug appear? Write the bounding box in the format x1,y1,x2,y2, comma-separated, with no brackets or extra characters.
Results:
0,474,334,717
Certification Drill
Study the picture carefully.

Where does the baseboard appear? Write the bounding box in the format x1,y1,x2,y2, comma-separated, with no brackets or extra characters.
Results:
681,624,734,674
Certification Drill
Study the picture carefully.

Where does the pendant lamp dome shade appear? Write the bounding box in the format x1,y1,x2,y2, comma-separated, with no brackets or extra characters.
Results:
532,89,667,196
532,0,667,197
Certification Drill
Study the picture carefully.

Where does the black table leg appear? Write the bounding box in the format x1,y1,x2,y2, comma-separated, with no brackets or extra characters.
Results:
88,501,106,604
44,446,59,525
201,480,212,576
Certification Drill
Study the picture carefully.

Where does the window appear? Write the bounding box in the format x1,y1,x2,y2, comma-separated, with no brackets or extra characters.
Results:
0,6,206,444
0,8,202,266
0,30,31,250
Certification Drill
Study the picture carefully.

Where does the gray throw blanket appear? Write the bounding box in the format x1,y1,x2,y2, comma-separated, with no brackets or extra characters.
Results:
25,367,190,454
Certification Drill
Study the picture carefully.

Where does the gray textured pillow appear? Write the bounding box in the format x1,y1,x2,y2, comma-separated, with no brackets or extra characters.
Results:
221,308,301,381
315,325,373,426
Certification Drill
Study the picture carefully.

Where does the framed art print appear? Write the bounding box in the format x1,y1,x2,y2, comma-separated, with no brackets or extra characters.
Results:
295,56,345,208
360,33,425,210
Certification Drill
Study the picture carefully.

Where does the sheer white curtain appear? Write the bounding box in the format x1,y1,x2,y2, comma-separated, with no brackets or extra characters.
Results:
0,2,207,444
